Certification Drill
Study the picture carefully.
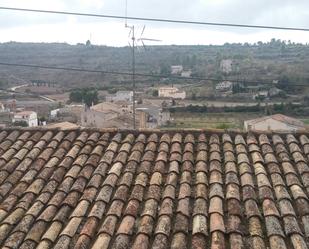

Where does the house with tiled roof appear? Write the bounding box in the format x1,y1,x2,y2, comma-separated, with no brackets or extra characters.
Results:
244,114,305,132
0,127,308,249
12,111,38,127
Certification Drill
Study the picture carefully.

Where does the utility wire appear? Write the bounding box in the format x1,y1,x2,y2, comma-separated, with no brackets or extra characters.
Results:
1,6,309,32
0,62,308,86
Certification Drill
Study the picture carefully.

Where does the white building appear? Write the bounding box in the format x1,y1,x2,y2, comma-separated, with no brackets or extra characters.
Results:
114,91,133,102
220,59,233,73
244,114,305,132
253,91,269,100
171,65,183,75
0,102,5,112
158,87,186,99
181,70,192,77
158,109,171,126
13,111,38,127
50,108,60,118
268,87,282,97
215,81,233,91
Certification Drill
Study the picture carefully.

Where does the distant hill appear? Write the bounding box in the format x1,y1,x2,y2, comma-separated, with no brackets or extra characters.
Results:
0,40,309,89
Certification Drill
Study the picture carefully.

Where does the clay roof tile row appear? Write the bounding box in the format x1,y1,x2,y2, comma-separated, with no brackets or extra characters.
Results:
0,128,309,249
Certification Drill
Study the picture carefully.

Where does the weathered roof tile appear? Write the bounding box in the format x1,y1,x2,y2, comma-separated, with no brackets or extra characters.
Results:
0,128,308,248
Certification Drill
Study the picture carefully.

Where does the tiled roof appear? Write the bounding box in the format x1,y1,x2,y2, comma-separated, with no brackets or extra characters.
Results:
0,128,308,249
45,122,80,130
246,114,305,128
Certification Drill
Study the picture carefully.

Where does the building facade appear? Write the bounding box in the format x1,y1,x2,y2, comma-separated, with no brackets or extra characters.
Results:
181,70,192,77
107,91,133,102
215,81,233,91
81,102,136,129
158,109,171,126
158,87,186,99
220,59,233,73
13,111,38,127
171,65,183,75
244,114,305,132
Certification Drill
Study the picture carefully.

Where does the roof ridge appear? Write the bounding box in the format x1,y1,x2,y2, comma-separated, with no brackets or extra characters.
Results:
1,127,308,136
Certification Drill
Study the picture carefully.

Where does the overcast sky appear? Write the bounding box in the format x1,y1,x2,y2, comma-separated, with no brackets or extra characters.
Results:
1,0,309,46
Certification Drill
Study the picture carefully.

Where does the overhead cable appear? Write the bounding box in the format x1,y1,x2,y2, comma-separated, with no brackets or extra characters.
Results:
0,6,309,31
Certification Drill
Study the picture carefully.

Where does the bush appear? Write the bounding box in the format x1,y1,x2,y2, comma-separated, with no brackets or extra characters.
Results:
13,121,28,127
216,123,231,129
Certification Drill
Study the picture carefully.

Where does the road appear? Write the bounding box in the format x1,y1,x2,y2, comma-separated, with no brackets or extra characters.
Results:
9,84,29,92
39,95,55,102
8,84,55,103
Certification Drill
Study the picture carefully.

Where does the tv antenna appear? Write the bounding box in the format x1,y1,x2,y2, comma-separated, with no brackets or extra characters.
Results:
125,0,161,129
136,25,162,51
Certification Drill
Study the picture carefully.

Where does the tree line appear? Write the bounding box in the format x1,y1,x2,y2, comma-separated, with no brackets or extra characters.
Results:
69,88,98,107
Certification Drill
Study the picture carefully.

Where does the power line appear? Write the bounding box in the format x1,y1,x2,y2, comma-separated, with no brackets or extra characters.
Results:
1,6,309,32
0,61,308,86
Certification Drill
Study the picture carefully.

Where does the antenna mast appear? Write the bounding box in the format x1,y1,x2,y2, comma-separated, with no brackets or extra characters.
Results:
132,26,136,129
125,0,128,28
125,0,136,129
125,0,160,129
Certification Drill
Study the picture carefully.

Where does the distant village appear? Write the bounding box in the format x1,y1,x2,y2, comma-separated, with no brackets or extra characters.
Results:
1,61,308,132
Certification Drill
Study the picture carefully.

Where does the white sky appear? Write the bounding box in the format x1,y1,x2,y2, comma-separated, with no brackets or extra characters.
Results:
1,0,309,46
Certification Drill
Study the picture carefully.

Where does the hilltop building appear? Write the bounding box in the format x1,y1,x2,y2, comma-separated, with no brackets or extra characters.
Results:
158,87,186,99
171,65,183,75
244,114,305,132
220,59,233,73
181,70,192,77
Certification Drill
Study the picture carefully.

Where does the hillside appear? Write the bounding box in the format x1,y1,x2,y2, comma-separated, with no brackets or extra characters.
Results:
0,40,309,89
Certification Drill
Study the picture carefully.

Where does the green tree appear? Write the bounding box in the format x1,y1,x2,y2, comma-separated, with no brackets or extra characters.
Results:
83,89,98,106
69,88,98,107
69,90,83,103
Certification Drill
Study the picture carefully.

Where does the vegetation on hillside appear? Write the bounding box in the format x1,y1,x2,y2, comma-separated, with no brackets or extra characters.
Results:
1,39,309,90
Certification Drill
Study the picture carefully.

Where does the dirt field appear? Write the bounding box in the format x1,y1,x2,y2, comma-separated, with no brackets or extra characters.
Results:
166,112,260,130
17,85,63,95
45,92,70,103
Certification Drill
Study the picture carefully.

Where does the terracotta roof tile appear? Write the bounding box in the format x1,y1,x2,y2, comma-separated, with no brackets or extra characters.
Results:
131,233,149,249
184,133,195,144
1,128,309,248
197,142,208,152
265,216,285,237
171,232,187,249
159,133,170,144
